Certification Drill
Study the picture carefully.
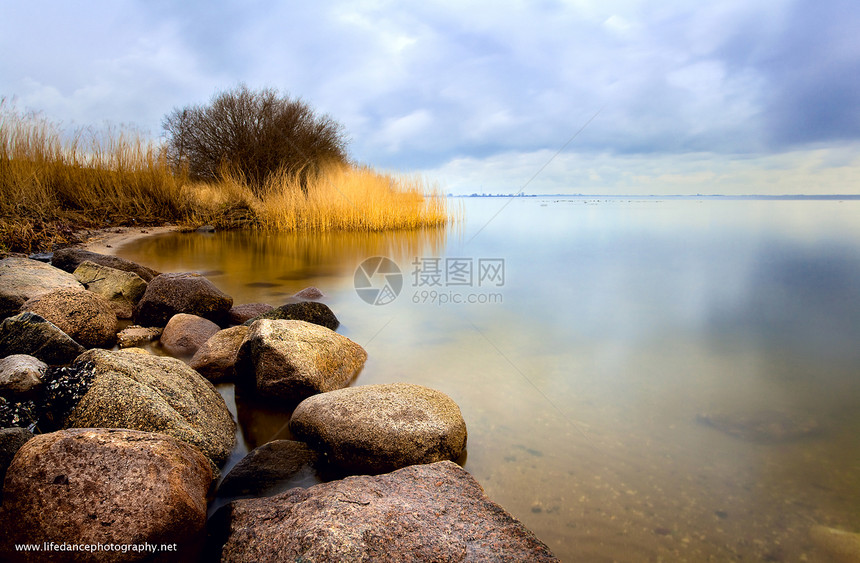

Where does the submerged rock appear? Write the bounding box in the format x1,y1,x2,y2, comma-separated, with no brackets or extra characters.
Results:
189,325,249,382
243,301,339,331
291,382,467,474
217,440,318,498
73,260,148,319
0,256,83,319
0,428,212,560
235,319,366,404
293,286,325,300
64,349,236,463
696,409,824,444
0,312,86,365
51,247,160,282
117,325,162,348
215,461,558,562
160,313,220,357
22,287,118,349
135,272,233,327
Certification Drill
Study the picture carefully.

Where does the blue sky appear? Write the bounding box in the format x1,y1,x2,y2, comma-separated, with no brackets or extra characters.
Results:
2,0,859,194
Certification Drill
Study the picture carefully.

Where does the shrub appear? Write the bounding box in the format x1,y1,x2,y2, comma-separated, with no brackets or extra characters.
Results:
162,85,349,194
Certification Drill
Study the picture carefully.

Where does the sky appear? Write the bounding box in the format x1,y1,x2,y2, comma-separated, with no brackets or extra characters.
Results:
1,0,859,195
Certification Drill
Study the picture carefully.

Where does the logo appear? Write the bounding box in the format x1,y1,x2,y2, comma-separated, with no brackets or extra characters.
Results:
354,257,403,305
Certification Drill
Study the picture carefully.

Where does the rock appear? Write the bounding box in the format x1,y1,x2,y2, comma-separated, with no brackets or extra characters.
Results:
0,354,46,400
117,325,162,348
26,252,52,263
0,397,38,428
0,312,86,365
39,360,97,431
696,410,824,444
0,427,33,498
291,382,467,474
0,428,212,560
243,301,339,330
135,272,233,327
217,440,318,498
21,287,118,349
294,286,324,300
228,303,274,325
197,224,216,233
0,256,83,318
235,320,366,404
64,349,236,463
189,325,248,382
216,460,558,562
161,313,221,357
73,260,147,319
809,525,860,563
51,247,160,282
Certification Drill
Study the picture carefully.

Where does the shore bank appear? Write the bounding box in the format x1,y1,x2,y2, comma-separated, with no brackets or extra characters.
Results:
80,225,180,255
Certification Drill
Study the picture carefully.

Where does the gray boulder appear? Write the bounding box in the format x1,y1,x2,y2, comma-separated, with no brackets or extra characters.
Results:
235,319,366,404
228,303,274,325
291,382,467,474
243,301,339,330
0,428,212,560
160,313,220,357
64,349,236,463
217,461,558,562
189,325,248,382
73,260,147,319
217,440,318,498
21,287,118,349
0,354,46,399
0,256,83,319
51,247,160,281
0,312,85,365
135,272,233,327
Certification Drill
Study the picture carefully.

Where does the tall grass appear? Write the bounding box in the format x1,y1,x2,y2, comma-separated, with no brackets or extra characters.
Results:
0,101,452,253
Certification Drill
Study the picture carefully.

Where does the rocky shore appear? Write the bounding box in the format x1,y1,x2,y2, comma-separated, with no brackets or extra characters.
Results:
0,242,559,561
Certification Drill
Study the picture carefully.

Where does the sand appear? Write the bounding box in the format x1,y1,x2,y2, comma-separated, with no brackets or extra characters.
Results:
80,225,180,255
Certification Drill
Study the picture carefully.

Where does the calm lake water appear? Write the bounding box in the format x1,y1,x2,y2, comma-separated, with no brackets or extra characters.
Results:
118,197,860,562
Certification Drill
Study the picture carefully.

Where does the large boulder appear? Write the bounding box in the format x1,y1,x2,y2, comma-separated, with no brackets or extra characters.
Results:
291,382,467,474
73,260,147,319
51,247,159,282
0,257,83,319
160,313,220,357
217,440,318,498
243,301,339,331
0,354,46,399
0,428,212,561
234,319,366,404
189,325,248,382
63,349,236,463
135,272,233,327
216,460,558,562
0,312,85,365
228,303,274,325
0,427,33,498
21,288,118,349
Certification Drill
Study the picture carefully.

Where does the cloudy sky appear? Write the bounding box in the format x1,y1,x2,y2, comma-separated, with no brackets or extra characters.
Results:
2,0,859,194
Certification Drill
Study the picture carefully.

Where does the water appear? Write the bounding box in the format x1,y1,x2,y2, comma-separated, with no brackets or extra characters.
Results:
118,198,860,561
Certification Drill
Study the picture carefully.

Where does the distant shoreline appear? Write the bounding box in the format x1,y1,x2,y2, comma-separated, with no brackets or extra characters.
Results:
450,194,860,200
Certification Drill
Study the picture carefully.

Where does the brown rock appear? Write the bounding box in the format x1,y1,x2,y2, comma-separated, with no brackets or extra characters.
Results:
242,301,339,330
188,325,248,382
0,257,83,319
134,272,233,327
51,247,160,281
21,287,117,349
65,349,236,463
160,313,220,357
809,525,860,563
217,440,318,497
293,286,324,300
228,303,274,325
0,428,212,562
217,460,558,562
234,319,366,404
291,382,467,474
117,325,162,348
73,260,147,319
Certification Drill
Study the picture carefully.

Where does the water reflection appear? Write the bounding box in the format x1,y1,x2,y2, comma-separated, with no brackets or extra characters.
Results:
118,200,860,561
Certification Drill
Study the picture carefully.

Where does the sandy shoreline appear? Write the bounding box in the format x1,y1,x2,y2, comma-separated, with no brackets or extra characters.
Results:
80,225,181,255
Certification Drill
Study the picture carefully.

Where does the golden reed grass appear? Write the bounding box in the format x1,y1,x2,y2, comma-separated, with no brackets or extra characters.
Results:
0,102,453,253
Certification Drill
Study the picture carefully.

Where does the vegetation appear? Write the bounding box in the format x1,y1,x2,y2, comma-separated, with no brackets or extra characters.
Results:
0,94,450,254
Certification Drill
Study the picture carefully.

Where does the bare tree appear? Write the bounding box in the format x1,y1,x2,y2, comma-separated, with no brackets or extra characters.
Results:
163,85,348,194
